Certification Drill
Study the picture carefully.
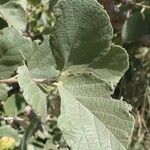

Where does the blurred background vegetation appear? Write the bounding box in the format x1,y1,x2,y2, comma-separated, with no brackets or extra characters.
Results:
98,0,150,150
0,0,149,149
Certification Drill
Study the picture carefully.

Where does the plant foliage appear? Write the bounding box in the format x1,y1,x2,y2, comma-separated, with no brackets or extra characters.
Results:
0,0,135,149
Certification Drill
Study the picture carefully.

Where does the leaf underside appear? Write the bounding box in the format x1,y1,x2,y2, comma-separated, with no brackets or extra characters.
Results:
0,1,27,30
0,0,135,149
17,65,47,122
51,0,135,149
0,27,59,80
58,74,134,150
122,12,150,43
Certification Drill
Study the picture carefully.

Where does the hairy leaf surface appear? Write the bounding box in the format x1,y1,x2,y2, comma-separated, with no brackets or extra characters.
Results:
51,0,113,69
57,45,133,149
3,94,26,116
0,84,9,101
17,65,47,122
0,27,59,79
0,1,27,30
53,0,134,149
58,74,134,150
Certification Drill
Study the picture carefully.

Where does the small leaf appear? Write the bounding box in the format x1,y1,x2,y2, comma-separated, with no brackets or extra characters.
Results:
18,0,27,10
0,84,9,101
0,27,59,79
0,1,27,30
28,36,60,79
3,94,26,116
50,0,135,149
0,27,26,79
122,12,150,43
50,0,113,69
17,65,47,122
0,125,19,141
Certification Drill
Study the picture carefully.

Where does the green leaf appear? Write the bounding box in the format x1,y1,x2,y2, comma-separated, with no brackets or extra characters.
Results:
17,65,47,122
28,35,60,79
0,1,27,30
27,0,41,6
18,0,27,10
122,12,150,43
0,28,23,79
57,44,134,149
61,45,129,86
50,0,134,149
0,0,9,5
58,74,134,150
50,0,113,69
0,125,19,141
3,94,26,116
0,84,9,101
0,27,59,79
0,0,27,10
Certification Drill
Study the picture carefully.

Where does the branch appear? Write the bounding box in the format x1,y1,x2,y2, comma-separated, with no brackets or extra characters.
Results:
0,116,23,121
0,116,29,128
0,78,18,84
0,76,45,84
135,3,150,9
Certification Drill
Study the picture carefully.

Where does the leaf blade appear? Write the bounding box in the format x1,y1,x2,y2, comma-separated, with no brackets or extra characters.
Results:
0,27,59,80
58,74,134,150
50,0,113,69
0,1,27,30
0,84,9,101
17,65,47,122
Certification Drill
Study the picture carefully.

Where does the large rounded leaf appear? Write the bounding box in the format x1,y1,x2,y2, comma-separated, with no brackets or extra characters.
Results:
58,73,134,150
57,46,134,149
50,0,113,69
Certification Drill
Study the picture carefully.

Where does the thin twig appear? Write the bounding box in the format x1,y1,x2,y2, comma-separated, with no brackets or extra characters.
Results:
0,79,18,84
0,116,29,128
0,77,45,84
0,116,23,121
134,3,150,9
